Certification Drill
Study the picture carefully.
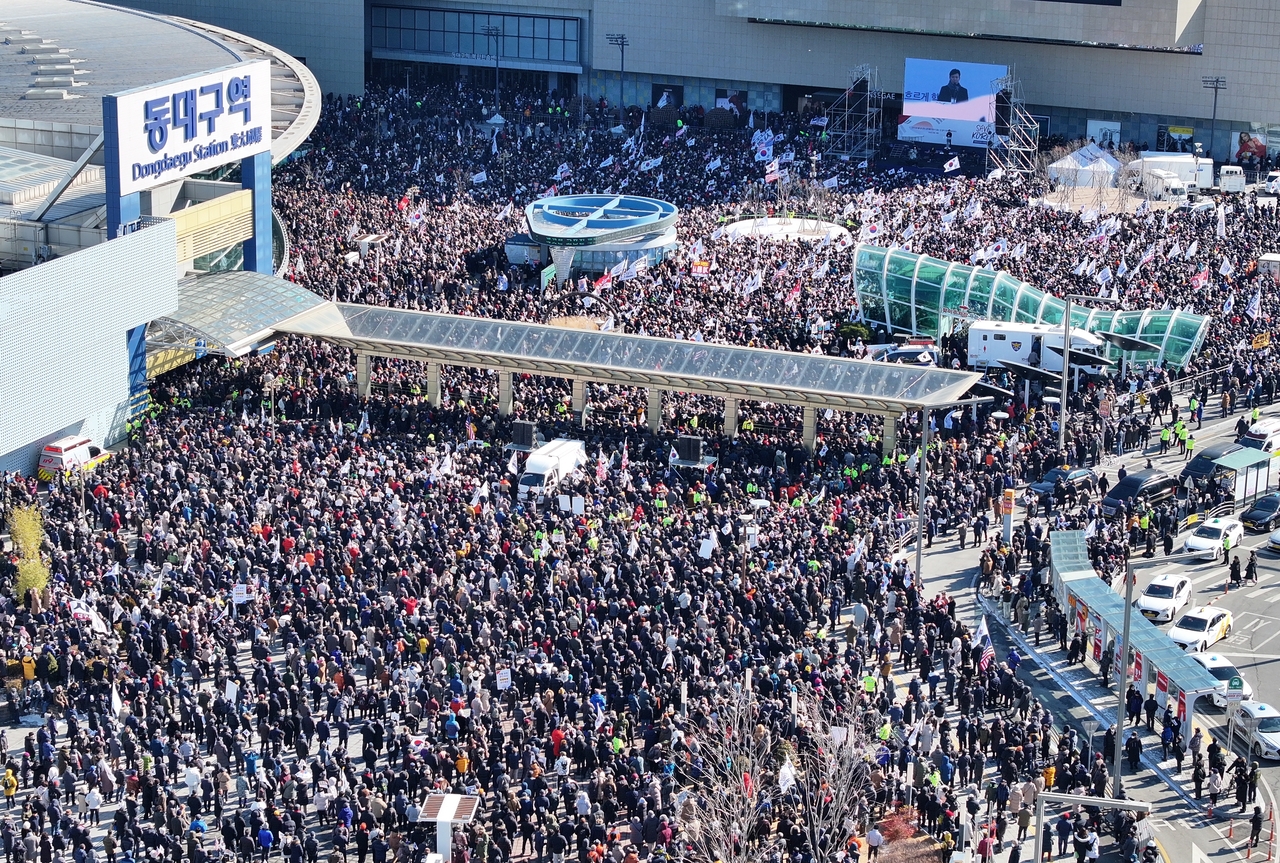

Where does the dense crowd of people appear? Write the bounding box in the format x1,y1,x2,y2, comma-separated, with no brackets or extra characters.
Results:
3,78,1280,863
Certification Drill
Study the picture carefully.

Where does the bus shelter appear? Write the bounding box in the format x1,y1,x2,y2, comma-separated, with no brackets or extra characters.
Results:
1213,447,1274,506
1050,531,1220,722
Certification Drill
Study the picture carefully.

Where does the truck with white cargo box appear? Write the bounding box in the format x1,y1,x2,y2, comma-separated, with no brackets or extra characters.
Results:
967,321,1107,372
1145,169,1187,203
1128,154,1213,195
1218,165,1246,194
517,438,588,499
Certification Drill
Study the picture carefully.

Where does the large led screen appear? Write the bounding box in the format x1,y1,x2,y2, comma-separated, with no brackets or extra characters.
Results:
898,59,1009,147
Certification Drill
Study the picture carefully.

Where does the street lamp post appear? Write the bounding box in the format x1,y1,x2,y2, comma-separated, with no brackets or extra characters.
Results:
1202,77,1227,161
1057,294,1116,461
481,25,502,111
1110,550,1205,798
912,397,991,585
738,513,754,583
606,33,628,125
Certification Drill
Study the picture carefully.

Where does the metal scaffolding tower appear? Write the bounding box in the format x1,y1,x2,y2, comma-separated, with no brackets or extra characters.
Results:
825,66,881,161
986,69,1039,178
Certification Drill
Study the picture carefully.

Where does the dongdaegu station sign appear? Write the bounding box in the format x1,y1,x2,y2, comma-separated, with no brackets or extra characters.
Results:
104,60,271,197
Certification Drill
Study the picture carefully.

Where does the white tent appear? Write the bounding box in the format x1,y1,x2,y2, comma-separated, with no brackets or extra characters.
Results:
1048,143,1122,188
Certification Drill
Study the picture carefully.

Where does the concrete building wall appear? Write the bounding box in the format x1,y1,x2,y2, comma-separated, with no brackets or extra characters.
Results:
113,0,365,96
0,221,177,474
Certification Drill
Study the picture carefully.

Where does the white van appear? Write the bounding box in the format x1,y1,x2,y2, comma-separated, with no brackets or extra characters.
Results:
967,321,1105,373
1219,165,1246,194
1240,419,1280,456
1146,169,1187,203
1265,171,1280,195
517,438,588,499
36,435,110,481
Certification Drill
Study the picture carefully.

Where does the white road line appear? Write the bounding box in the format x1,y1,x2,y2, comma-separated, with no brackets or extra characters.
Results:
1192,568,1229,586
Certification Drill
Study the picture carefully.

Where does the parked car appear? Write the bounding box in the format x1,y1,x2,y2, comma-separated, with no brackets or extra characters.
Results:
1029,465,1098,503
1188,652,1254,707
1134,572,1192,623
1168,606,1233,653
1231,701,1280,760
1242,493,1280,532
1184,517,1244,560
1100,468,1179,517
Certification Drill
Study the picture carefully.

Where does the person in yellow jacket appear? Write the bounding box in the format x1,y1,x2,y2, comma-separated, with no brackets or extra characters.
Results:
2,769,14,807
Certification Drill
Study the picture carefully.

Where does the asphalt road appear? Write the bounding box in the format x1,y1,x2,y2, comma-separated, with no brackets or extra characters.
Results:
1019,402,1280,863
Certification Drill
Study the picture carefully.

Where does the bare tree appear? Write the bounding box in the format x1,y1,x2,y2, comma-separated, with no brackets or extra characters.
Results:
680,683,882,863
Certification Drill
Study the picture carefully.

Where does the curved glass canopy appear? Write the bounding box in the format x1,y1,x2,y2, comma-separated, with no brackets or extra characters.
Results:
853,244,1210,368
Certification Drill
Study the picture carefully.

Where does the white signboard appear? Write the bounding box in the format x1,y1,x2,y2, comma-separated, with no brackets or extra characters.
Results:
496,668,512,690
232,584,250,604
106,60,271,197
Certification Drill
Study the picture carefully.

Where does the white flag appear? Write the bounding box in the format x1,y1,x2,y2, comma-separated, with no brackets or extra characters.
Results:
471,171,487,184
599,155,614,169
1247,290,1262,321
943,156,961,172
822,177,839,189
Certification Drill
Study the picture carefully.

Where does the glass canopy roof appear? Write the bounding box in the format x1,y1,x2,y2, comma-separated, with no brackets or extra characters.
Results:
148,270,329,357
278,303,982,415
854,244,1211,368
1050,531,1220,701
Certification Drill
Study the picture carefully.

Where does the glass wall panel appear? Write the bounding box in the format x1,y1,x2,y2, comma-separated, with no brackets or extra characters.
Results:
372,6,581,64
967,272,995,316
850,244,1210,368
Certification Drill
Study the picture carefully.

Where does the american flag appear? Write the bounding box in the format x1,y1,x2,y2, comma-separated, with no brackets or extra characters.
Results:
975,615,996,671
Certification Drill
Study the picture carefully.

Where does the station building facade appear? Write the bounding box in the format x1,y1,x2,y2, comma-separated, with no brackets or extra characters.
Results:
120,0,1280,161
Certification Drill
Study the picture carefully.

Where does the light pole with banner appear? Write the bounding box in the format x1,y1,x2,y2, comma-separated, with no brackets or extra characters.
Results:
1057,294,1116,460
1082,717,1100,765
914,397,992,584
606,33,628,124
481,25,502,111
1111,550,1206,797
1202,76,1227,161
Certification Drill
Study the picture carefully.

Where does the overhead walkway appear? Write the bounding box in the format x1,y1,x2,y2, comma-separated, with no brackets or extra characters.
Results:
149,270,984,448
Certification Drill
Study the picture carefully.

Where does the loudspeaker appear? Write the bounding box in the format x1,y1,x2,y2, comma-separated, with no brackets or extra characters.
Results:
677,435,703,462
994,90,1012,136
849,78,868,115
512,420,536,448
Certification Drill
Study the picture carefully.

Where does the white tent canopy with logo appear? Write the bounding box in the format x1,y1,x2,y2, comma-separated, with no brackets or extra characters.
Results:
1048,143,1122,188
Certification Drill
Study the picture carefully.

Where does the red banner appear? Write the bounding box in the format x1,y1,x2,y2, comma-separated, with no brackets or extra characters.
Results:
1156,671,1169,708
1133,650,1143,684
1178,690,1187,722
